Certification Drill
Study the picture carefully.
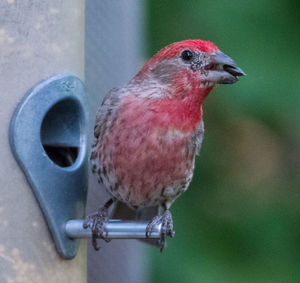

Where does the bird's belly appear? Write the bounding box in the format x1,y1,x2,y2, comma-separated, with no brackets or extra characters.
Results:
98,126,195,208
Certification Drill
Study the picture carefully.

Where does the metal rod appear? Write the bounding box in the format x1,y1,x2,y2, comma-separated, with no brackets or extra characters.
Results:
65,219,162,239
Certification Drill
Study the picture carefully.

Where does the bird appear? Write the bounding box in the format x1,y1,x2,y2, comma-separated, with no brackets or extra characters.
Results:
84,39,245,251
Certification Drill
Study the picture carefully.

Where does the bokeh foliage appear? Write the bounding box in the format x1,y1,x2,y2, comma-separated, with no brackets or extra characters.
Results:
147,0,300,282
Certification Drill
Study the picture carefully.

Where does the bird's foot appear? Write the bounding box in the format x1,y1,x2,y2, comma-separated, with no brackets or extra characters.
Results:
146,210,175,252
83,199,113,250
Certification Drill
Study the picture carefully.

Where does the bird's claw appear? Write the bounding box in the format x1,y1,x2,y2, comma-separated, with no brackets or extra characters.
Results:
83,207,110,250
146,210,174,252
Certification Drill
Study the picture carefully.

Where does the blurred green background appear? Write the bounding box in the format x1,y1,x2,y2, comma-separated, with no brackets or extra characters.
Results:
146,1,300,282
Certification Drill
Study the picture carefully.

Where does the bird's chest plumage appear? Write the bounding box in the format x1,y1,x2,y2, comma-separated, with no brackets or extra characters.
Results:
93,95,203,208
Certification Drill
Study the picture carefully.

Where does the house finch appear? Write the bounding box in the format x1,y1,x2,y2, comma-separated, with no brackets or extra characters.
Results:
84,39,245,251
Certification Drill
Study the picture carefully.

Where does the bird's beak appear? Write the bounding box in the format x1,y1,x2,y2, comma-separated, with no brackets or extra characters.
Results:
204,51,245,84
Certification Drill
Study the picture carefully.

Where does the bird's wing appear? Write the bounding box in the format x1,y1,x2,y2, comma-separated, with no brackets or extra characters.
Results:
90,87,122,166
193,120,205,156
94,87,121,140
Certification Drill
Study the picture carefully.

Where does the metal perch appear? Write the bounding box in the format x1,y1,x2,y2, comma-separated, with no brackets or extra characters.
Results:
65,220,171,239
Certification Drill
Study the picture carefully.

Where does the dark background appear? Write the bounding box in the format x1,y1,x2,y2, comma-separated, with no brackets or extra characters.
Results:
147,1,300,282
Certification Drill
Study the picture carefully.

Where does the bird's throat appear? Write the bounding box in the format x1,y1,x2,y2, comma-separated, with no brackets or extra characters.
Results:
150,77,213,132
150,93,206,133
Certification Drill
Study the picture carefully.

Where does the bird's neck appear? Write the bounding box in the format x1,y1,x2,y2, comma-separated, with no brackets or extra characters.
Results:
130,69,214,132
149,77,213,132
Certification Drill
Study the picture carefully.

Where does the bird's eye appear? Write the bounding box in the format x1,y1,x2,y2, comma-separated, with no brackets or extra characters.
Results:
181,50,193,61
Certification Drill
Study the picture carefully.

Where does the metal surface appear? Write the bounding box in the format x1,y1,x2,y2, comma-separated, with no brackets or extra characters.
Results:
9,74,88,259
85,1,148,282
66,220,162,239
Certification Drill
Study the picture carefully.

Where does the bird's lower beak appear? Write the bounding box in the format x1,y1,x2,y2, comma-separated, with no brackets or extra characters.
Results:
204,51,245,84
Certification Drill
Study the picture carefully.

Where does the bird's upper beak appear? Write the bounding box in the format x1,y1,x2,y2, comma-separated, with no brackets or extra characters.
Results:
204,51,245,84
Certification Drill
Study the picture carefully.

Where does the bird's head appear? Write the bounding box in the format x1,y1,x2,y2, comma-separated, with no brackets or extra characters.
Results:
135,39,245,100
